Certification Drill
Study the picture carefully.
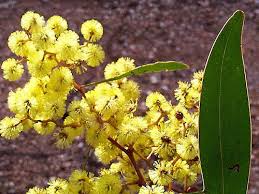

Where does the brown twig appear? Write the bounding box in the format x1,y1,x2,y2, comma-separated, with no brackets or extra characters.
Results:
27,115,81,128
13,117,28,127
184,176,188,193
170,155,181,166
73,81,86,99
147,111,164,128
108,137,127,153
108,137,146,186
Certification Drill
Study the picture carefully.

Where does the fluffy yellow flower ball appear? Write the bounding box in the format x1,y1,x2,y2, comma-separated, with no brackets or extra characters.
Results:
47,15,68,36
8,31,29,56
81,43,105,67
1,58,24,81
21,11,45,33
81,19,103,42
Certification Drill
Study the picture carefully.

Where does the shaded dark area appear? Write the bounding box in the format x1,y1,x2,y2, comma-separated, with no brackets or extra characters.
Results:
0,0,258,193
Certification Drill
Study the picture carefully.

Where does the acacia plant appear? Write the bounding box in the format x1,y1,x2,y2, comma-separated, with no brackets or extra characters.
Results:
0,10,251,194
0,11,201,194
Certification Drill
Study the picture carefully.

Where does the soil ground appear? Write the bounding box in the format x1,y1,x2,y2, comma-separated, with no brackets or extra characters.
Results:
0,0,258,193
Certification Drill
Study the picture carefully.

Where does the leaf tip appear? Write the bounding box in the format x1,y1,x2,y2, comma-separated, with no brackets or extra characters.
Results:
233,10,245,20
183,64,190,69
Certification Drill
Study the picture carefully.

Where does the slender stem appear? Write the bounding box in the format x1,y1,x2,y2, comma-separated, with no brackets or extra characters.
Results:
168,182,172,191
127,145,146,186
74,81,86,99
108,137,146,186
148,111,164,128
108,137,127,153
27,115,81,128
13,117,28,127
184,176,188,193
171,155,181,166
18,57,26,64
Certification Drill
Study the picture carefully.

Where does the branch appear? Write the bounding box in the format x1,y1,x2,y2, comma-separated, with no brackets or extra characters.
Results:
147,110,165,128
108,137,146,186
27,115,81,128
73,81,86,99
108,137,127,153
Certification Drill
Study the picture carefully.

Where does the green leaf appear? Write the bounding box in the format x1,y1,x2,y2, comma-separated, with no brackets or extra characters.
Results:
85,61,188,86
199,10,251,194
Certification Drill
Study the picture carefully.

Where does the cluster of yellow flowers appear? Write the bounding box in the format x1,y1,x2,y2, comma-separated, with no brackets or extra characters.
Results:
0,11,203,194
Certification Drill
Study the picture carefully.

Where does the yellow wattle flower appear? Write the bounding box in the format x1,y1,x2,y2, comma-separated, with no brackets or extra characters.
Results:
1,58,24,81
81,19,103,42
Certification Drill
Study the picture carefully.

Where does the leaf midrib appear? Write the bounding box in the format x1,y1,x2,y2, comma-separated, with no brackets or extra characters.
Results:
218,23,233,194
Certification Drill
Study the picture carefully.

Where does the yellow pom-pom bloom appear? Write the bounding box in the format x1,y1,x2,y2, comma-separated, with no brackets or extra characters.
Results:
95,142,120,164
21,11,45,33
8,31,29,56
26,44,45,64
118,116,147,145
94,85,126,121
46,178,68,194
146,92,172,112
16,93,39,117
81,19,103,42
149,126,176,159
47,67,73,94
176,135,199,160
148,161,173,186
33,121,56,135
26,187,47,194
139,185,165,194
173,159,197,186
104,57,135,79
174,81,190,104
170,104,190,123
8,89,23,113
81,43,105,67
67,100,90,119
120,80,140,101
47,15,68,36
63,116,83,137
55,30,80,62
85,124,107,147
172,159,190,181
92,174,122,194
191,70,203,92
116,57,136,70
28,54,57,78
190,162,201,174
1,58,24,81
68,170,93,194
24,77,49,99
54,128,74,149
0,117,23,139
43,95,66,119
31,27,56,51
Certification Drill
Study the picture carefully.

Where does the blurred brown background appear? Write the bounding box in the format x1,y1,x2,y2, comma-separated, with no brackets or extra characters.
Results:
0,0,258,193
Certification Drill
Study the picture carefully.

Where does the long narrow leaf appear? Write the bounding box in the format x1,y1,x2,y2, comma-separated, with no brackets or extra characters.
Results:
199,10,251,194
85,61,188,86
